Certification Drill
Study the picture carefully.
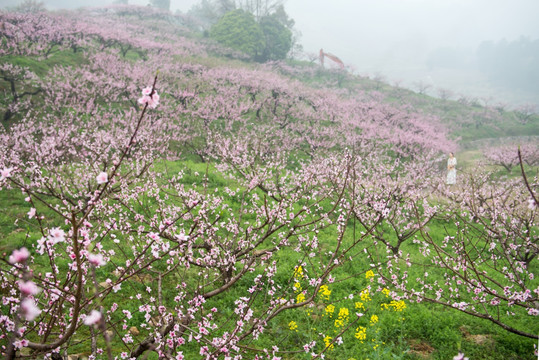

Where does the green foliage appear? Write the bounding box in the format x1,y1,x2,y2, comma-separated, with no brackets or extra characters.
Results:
209,8,293,62
0,51,86,78
257,14,292,61
210,9,264,59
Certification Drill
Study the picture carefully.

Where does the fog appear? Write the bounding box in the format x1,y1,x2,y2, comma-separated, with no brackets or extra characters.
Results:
284,0,539,106
3,0,539,106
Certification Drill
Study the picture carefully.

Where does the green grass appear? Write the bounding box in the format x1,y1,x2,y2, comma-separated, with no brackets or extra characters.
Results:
1,155,537,360
1,50,87,77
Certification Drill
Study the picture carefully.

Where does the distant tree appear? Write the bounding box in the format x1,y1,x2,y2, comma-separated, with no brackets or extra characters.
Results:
238,0,284,20
414,80,431,95
515,103,537,124
437,87,453,101
494,101,507,114
257,13,292,61
14,0,45,13
210,9,264,59
216,0,237,12
372,72,386,90
271,4,294,28
483,144,539,172
188,0,237,31
150,0,170,11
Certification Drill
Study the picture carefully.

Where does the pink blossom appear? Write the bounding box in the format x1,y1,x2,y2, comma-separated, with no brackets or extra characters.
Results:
88,253,106,267
49,227,66,243
141,86,152,96
9,247,30,264
0,167,13,180
20,298,41,321
453,353,468,360
138,87,160,109
19,281,40,296
175,233,189,241
27,208,36,219
13,339,29,349
17,327,26,337
84,310,102,326
96,171,108,184
123,310,132,319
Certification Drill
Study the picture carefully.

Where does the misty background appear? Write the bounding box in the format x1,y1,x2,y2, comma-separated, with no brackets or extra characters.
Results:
2,0,539,108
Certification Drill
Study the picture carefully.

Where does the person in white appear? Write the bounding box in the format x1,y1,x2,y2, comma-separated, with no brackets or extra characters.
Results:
446,152,457,185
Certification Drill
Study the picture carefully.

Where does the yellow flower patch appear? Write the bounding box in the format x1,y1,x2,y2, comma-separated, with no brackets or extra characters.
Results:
288,321,298,331
355,326,367,342
318,284,331,301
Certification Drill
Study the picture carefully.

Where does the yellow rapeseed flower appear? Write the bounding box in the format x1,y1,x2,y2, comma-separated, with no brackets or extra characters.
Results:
296,293,305,304
288,321,298,331
318,284,331,301
370,314,378,325
325,304,335,317
382,288,390,297
293,265,303,279
360,289,371,302
355,301,365,311
391,300,406,311
323,335,334,350
294,282,302,293
365,270,375,279
334,307,349,328
354,326,366,342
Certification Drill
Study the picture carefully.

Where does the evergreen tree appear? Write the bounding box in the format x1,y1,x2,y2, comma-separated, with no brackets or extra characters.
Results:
210,9,264,58
258,14,292,61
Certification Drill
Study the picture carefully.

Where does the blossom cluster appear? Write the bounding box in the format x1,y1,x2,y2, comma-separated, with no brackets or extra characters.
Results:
137,86,160,109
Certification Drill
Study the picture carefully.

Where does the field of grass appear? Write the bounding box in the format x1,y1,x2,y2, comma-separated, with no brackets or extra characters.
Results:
1,157,537,359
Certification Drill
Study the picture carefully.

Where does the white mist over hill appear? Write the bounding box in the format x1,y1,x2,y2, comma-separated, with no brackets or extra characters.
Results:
283,0,539,107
